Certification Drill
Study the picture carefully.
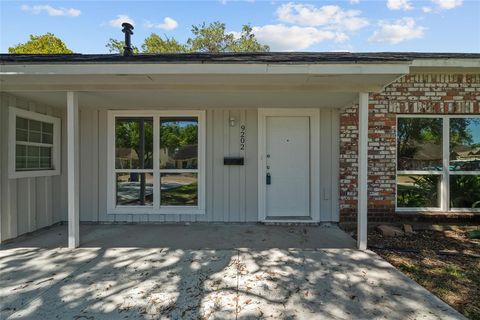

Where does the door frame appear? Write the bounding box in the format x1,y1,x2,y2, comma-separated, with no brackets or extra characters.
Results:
257,108,320,222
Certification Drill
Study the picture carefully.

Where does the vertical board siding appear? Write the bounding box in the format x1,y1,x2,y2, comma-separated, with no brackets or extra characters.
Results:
1,100,341,242
0,93,65,242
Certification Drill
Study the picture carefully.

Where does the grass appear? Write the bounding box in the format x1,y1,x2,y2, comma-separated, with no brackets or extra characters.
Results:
369,225,480,320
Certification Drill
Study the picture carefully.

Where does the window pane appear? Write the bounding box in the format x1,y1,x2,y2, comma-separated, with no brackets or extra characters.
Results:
16,117,28,130
27,146,40,157
16,144,26,156
27,157,39,169
397,118,443,171
42,133,53,144
29,131,41,143
116,172,154,206
397,175,441,208
450,118,480,171
161,173,198,206
450,175,480,208
16,157,26,170
160,117,198,169
40,147,51,157
29,119,41,132
115,117,153,169
42,122,53,134
16,129,28,142
40,157,52,169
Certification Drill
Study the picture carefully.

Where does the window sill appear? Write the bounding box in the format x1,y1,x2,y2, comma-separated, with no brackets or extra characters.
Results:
107,208,206,215
396,210,480,216
9,169,60,179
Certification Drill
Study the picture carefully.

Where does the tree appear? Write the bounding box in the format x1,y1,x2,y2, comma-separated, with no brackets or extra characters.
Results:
8,33,73,54
229,25,269,52
106,21,269,54
141,33,186,53
187,22,269,53
106,38,139,54
187,22,234,53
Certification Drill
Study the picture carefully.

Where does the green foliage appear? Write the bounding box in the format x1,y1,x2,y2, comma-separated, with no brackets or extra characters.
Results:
397,175,440,208
8,33,73,54
141,33,186,53
187,21,234,53
229,25,270,52
449,175,480,208
106,21,269,54
187,22,269,53
106,38,139,54
397,118,442,161
160,122,197,154
115,120,153,168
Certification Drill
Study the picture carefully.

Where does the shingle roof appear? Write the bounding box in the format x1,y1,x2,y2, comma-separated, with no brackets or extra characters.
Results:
1,52,479,64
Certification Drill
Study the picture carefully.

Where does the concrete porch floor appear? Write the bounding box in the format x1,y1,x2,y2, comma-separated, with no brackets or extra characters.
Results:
0,224,465,319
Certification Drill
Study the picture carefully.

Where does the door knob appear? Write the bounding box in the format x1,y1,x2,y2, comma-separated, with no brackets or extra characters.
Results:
266,172,271,185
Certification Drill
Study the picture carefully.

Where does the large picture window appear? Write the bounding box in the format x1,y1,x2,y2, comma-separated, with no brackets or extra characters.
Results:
396,116,480,212
9,107,61,179
108,111,205,214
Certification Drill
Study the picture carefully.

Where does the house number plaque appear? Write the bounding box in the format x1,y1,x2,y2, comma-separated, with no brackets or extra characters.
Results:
240,124,246,151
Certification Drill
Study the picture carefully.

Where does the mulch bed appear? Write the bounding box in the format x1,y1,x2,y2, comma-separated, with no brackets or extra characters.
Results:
369,225,480,320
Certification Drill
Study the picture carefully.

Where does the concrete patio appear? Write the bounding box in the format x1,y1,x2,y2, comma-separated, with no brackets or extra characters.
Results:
0,224,465,319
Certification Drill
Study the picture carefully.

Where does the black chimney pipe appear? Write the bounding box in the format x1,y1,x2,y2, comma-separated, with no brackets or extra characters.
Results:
121,22,134,56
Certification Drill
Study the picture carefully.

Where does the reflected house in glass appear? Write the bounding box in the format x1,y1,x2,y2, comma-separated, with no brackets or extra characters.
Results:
1,52,479,249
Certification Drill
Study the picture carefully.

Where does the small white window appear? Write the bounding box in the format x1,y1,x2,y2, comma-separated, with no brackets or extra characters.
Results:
107,110,206,215
9,107,61,179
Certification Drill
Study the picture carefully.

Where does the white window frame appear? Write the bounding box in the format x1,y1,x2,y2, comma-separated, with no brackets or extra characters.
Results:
8,107,61,179
396,114,480,213
107,110,206,215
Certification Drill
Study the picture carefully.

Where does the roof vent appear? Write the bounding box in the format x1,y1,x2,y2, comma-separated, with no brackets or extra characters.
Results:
121,22,134,56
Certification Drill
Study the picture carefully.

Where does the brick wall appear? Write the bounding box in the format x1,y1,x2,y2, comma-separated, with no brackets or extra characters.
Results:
339,74,480,224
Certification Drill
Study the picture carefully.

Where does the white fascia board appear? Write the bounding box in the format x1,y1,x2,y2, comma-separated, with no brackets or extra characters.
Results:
411,58,480,68
0,62,411,76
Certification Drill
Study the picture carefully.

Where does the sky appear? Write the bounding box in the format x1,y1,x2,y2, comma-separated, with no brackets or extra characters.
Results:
0,0,479,53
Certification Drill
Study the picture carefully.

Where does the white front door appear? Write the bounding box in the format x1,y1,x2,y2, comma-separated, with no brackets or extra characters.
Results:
265,116,310,218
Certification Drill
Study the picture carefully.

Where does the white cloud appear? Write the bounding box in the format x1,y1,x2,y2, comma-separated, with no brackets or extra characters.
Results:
144,17,178,30
20,4,81,17
386,0,413,11
251,24,346,51
369,18,425,44
422,6,433,12
109,15,135,28
431,0,463,9
275,3,368,31
350,0,360,4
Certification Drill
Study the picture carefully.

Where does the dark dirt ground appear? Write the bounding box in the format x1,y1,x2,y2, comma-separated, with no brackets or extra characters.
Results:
369,225,480,320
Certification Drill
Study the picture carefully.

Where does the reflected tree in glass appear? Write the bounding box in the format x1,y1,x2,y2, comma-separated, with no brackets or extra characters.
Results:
450,118,480,171
397,175,441,208
397,118,443,171
115,117,153,205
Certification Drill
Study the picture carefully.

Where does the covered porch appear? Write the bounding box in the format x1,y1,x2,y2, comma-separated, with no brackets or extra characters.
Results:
0,56,412,249
0,223,465,319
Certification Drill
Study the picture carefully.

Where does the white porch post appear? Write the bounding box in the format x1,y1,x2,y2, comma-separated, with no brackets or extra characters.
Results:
357,92,369,250
67,91,79,248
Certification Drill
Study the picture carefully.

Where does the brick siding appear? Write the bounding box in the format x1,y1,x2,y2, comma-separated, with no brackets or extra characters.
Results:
339,74,480,224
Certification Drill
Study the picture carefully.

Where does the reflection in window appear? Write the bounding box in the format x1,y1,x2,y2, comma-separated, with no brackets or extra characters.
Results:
161,173,198,206
116,173,154,206
160,117,198,169
450,175,480,209
450,118,480,171
115,117,153,169
397,118,443,171
397,175,441,208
